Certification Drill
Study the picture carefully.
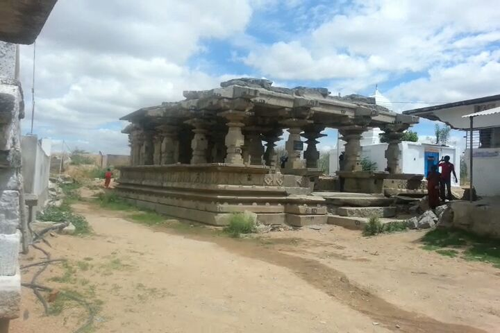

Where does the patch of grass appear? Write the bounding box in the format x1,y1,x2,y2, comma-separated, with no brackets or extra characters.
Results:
60,182,82,203
129,211,166,226
436,249,459,257
223,213,256,238
95,192,134,211
363,216,384,236
363,217,409,236
49,262,77,284
77,261,92,271
421,229,500,268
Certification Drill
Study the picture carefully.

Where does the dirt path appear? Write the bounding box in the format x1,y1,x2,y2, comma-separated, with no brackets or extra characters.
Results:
11,201,499,333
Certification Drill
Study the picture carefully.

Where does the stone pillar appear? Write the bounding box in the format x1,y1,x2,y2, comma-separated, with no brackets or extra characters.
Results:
186,119,209,165
339,127,365,172
0,41,21,329
153,133,163,165
134,132,145,165
302,125,325,169
211,132,226,163
142,131,154,165
246,127,264,166
262,129,282,170
220,111,248,165
282,119,311,171
384,130,405,174
158,125,177,165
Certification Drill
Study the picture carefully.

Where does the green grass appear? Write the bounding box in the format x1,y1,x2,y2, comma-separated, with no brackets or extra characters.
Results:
49,262,77,284
363,217,408,236
37,205,92,236
223,213,256,238
421,229,500,268
95,192,134,211
60,182,82,203
130,211,166,226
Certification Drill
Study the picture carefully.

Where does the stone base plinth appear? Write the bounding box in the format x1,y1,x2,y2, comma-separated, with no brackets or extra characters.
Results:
116,165,328,227
0,271,20,320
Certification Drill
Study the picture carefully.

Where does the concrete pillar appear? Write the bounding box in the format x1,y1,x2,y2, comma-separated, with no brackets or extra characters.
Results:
220,111,248,165
282,119,311,171
384,131,404,174
339,127,365,172
246,127,264,166
186,120,209,165
302,125,325,169
263,129,282,170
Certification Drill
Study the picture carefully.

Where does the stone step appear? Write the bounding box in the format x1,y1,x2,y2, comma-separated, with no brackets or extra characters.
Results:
314,192,394,207
327,214,407,230
337,206,396,218
286,214,328,227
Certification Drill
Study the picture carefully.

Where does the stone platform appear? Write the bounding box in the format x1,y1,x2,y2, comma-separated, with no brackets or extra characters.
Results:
116,165,328,227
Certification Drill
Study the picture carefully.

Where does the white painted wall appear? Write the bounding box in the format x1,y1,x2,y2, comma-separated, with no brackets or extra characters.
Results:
464,148,500,196
329,141,460,186
21,136,52,209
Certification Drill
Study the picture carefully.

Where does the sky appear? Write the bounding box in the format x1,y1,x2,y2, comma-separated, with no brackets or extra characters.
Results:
19,0,500,155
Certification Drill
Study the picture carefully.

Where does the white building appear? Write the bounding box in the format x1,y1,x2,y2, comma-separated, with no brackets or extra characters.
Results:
404,94,500,197
330,89,461,186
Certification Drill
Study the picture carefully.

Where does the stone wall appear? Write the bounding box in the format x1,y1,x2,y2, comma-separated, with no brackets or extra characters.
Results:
0,41,22,325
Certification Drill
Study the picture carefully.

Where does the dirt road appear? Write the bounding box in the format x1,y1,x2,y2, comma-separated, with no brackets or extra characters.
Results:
11,202,500,333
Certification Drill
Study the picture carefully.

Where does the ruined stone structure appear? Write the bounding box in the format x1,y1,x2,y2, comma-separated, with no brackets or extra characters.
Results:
0,1,58,332
118,79,419,227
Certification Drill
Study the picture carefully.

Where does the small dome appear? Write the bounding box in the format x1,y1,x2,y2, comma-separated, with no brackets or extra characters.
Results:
371,88,394,111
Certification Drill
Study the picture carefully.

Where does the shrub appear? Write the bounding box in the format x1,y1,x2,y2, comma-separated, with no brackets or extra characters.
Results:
363,216,384,236
223,213,256,238
360,157,377,172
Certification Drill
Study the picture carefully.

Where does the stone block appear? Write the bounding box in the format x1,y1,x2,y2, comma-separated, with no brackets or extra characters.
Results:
337,206,396,218
254,213,285,225
327,215,367,230
0,169,20,191
286,214,327,227
0,233,20,276
0,190,20,234
0,42,16,81
0,272,20,319
285,204,327,215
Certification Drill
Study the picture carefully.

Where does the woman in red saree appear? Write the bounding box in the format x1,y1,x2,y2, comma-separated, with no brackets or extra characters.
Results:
426,165,441,209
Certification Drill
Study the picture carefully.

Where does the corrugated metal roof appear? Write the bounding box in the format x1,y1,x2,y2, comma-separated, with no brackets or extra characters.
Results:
462,106,500,118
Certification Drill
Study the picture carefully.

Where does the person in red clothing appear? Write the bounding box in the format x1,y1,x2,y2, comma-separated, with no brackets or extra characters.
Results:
426,165,441,209
438,155,458,201
104,168,113,189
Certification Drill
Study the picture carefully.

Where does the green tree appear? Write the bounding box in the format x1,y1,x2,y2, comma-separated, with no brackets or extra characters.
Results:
435,124,451,145
361,157,377,172
318,152,330,174
380,130,419,143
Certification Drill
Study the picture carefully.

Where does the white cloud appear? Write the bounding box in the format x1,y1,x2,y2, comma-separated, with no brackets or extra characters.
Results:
21,0,257,154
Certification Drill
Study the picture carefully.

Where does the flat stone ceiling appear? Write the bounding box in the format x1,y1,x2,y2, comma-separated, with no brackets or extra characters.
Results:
0,0,58,44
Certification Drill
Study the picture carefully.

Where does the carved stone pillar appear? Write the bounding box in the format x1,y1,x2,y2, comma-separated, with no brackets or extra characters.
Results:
246,127,264,165
339,127,365,172
383,125,406,174
142,131,154,165
186,119,210,165
220,111,248,165
153,133,163,165
282,119,311,171
134,132,145,165
158,125,178,165
302,125,326,169
262,129,282,170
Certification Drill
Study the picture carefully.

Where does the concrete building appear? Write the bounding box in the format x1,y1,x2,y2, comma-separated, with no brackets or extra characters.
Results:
21,136,52,213
404,94,500,197
0,1,58,332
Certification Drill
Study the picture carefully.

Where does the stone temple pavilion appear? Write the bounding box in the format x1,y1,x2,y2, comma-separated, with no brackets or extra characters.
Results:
117,78,421,227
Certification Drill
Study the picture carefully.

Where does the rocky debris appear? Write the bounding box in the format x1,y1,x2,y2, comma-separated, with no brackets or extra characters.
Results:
436,206,454,229
407,210,438,230
60,223,76,235
435,204,448,219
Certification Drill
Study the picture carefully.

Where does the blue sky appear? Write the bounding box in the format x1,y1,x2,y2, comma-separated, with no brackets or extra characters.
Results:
19,0,500,154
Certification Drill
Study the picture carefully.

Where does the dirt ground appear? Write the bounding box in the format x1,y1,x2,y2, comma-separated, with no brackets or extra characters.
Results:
10,198,500,333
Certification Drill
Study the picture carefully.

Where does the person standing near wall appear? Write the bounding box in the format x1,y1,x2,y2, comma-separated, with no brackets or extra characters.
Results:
104,168,113,189
439,155,458,201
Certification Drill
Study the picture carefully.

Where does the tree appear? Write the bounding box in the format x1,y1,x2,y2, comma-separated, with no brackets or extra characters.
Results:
380,130,419,143
318,152,330,174
435,124,451,145
361,157,377,172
